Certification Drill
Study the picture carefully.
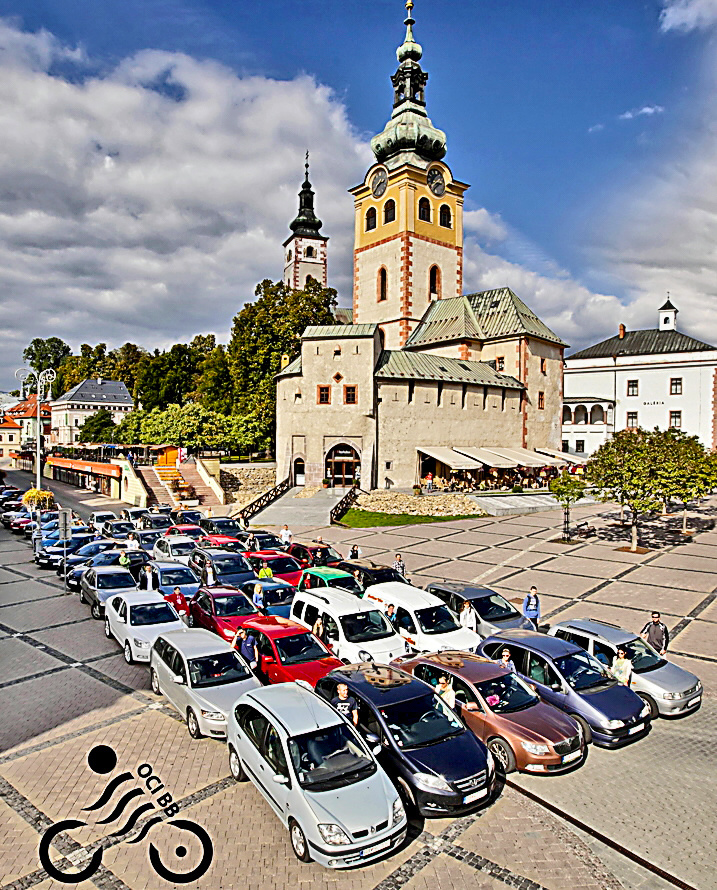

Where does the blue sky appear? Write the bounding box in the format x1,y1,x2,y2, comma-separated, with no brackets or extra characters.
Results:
0,0,716,386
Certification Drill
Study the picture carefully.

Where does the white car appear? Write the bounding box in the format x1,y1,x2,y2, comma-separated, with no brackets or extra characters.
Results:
153,534,197,565
150,628,261,739
88,510,117,531
104,591,184,663
290,587,410,663
227,683,406,867
364,582,481,654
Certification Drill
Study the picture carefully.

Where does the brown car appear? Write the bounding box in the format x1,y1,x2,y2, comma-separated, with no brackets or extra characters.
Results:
394,651,587,774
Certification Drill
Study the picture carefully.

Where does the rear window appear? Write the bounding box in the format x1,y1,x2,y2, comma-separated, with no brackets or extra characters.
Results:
267,557,301,574
212,519,245,535
97,573,135,589
169,541,196,556
159,567,197,586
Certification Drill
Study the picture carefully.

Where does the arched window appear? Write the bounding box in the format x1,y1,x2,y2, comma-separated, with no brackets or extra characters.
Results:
305,274,314,287
562,405,572,424
439,204,452,228
590,405,605,425
574,405,588,425
418,197,431,222
366,207,377,231
378,268,388,302
383,199,396,224
286,249,292,262
429,265,441,300
305,245,315,258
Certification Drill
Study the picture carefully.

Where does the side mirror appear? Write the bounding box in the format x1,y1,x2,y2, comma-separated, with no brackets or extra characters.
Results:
372,745,382,756
364,732,380,745
171,674,185,685
550,681,564,693
272,774,289,785
462,701,479,712
262,655,275,665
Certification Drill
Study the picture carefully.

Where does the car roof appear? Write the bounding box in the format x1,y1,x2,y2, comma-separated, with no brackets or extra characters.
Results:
242,615,308,637
158,627,233,657
298,587,381,616
328,663,433,704
409,652,510,683
113,591,166,606
426,582,499,600
366,582,443,609
170,524,202,531
94,566,135,576
162,535,197,545
304,567,351,579
293,541,333,550
150,560,198,571
553,618,635,645
338,559,390,571
247,549,287,558
485,629,582,657
242,683,342,735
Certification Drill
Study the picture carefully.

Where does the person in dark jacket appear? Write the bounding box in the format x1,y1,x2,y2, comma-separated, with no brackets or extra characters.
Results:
640,612,669,655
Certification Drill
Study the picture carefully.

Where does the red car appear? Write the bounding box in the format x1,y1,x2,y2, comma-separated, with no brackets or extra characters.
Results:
187,585,260,644
241,615,343,686
198,534,245,552
244,550,303,586
286,541,343,568
164,524,205,540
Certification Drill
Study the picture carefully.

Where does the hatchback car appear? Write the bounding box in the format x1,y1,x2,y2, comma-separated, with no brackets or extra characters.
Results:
548,618,702,717
132,529,164,552
104,590,184,663
100,520,136,540
120,507,150,526
242,615,343,686
336,560,411,589
199,516,246,537
197,533,245,551
187,585,260,642
66,549,149,592
188,548,257,587
477,631,651,747
150,628,261,738
288,541,343,568
244,550,303,586
316,664,497,817
227,682,407,867
297,567,363,597
153,534,197,565
139,513,174,530
426,582,533,637
238,578,296,617
396,652,586,774
80,566,138,618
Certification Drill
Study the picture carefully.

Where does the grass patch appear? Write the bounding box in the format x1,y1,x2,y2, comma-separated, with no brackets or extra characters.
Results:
340,509,482,528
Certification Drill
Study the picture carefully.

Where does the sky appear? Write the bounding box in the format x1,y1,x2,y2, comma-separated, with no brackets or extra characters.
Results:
1,0,717,388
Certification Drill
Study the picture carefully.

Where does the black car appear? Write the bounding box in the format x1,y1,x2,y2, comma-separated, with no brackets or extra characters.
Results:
133,530,165,552
234,529,285,551
100,520,136,540
187,547,257,587
170,509,204,526
35,533,97,568
336,560,411,589
56,539,121,577
315,664,497,817
65,549,151,591
139,514,173,530
199,517,246,537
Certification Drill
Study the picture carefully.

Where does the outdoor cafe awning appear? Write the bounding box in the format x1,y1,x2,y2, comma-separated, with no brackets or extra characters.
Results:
535,446,588,466
479,447,549,468
453,446,518,469
417,447,483,471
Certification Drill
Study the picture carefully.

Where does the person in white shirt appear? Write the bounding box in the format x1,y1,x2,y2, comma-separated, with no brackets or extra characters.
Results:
459,600,477,632
279,524,292,546
127,534,140,552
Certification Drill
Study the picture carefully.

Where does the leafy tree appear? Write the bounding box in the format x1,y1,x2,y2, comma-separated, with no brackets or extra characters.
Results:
22,338,71,392
196,346,234,415
190,334,216,357
114,410,147,445
53,343,108,398
104,343,149,400
227,278,337,447
135,344,203,411
137,403,236,449
652,429,717,534
78,408,117,443
549,471,587,542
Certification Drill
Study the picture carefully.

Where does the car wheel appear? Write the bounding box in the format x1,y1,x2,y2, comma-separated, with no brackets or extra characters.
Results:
90,601,101,620
104,618,113,640
79,587,88,604
123,641,133,664
228,746,246,782
637,693,659,720
488,737,516,773
187,708,202,739
150,668,161,696
187,614,195,627
289,819,312,863
396,777,417,814
571,715,593,745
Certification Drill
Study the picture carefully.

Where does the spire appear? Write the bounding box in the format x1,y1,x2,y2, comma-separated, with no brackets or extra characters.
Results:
289,151,324,238
371,0,446,168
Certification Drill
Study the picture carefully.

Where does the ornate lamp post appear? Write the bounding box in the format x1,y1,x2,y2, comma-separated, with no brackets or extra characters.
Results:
15,367,56,492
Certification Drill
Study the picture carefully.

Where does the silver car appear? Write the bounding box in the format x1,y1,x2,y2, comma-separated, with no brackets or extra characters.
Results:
226,683,406,868
425,582,533,638
80,566,138,619
150,628,261,739
548,618,702,717
153,535,197,565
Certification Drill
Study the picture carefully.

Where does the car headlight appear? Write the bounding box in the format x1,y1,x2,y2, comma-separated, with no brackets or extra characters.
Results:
357,650,374,662
604,719,624,729
221,627,235,639
133,639,150,649
639,704,650,718
413,772,452,792
317,823,351,846
200,709,224,721
392,797,405,825
521,741,550,756
663,691,680,700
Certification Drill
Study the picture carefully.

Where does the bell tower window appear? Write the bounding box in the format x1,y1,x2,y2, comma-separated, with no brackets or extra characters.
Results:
366,207,377,231
305,245,315,257
418,198,431,222
439,205,452,228
378,267,388,302
383,199,396,224
429,265,441,300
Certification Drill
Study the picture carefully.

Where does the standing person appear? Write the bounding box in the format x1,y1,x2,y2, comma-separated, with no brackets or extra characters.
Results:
127,533,140,552
459,600,477,632
252,582,265,610
497,647,516,672
331,682,359,725
348,543,362,560
640,612,669,655
611,646,633,686
522,586,541,631
279,524,292,547
118,550,130,569
385,604,397,624
392,554,406,577
258,560,273,579
205,506,213,518
354,465,361,486
436,675,455,708
246,531,258,552
233,627,258,670
425,472,433,492
203,561,216,587
140,565,155,590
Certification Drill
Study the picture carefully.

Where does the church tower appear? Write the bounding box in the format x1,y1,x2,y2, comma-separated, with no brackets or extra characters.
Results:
350,0,469,348
283,153,328,289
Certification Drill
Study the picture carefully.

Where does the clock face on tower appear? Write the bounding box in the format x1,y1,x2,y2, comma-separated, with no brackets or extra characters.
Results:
371,168,388,198
427,168,446,197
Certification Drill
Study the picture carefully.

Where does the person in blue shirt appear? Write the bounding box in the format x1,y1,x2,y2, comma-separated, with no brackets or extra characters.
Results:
233,627,258,670
497,647,517,673
522,586,541,631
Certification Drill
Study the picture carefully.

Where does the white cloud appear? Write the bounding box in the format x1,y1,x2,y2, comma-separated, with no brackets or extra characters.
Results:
618,105,665,121
463,208,507,243
588,123,605,134
660,0,717,32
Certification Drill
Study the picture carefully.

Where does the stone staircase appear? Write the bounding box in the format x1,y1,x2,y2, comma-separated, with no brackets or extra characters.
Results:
135,467,168,507
177,465,220,507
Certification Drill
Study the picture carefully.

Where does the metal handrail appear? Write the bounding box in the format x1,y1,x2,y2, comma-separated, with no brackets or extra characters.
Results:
239,476,291,522
330,485,360,524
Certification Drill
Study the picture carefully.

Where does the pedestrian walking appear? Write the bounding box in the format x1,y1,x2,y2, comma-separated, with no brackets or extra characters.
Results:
233,627,258,670
458,600,477,632
640,611,669,655
279,524,293,546
522,586,541,631
331,682,359,725
392,553,406,577
610,646,633,686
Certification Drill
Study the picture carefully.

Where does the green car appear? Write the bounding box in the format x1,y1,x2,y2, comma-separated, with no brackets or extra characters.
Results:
297,567,364,597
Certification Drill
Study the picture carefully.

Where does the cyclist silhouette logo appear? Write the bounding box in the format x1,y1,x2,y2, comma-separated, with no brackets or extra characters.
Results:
39,744,213,883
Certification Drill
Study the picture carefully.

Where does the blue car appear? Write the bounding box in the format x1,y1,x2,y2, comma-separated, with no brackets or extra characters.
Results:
147,561,201,599
477,631,651,748
35,533,97,568
56,539,121,577
238,578,296,617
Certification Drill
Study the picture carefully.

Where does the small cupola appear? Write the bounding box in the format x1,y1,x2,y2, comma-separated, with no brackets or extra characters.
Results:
659,296,678,332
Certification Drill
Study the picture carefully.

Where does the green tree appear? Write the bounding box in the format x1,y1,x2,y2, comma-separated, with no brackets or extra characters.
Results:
114,410,146,445
549,470,587,542
227,278,337,447
135,344,203,411
587,429,663,551
195,346,234,414
53,343,108,398
138,403,234,449
104,343,149,400
78,408,117,443
22,337,71,392
652,429,717,534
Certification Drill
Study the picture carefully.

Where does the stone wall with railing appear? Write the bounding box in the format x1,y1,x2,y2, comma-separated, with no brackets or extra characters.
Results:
220,465,276,508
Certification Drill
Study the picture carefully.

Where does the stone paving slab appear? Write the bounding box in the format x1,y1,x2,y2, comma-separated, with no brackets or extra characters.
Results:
0,797,50,884
461,547,552,568
566,543,656,564
438,530,524,548
357,532,436,550
496,569,602,597
367,550,445,575
669,619,717,659
694,597,717,623
422,560,511,584
0,566,28,584
0,580,63,605
402,852,508,890
669,653,716,699
32,622,121,661
648,552,717,574
401,540,484,560
535,554,627,580
380,524,467,539
0,595,89,632
0,636,66,684
584,581,707,617
668,542,717,561
546,601,682,636
622,564,717,593
90,652,154,691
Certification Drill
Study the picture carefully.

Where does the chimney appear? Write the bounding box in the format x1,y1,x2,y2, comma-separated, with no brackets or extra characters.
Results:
618,324,626,340
97,377,103,385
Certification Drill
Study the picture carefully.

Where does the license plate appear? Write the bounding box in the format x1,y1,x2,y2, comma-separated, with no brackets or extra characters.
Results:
687,697,701,708
360,839,391,857
628,723,643,735
562,750,582,764
463,787,488,804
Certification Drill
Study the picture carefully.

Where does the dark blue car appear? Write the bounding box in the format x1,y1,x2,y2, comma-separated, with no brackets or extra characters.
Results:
238,578,296,618
316,663,497,817
477,631,651,747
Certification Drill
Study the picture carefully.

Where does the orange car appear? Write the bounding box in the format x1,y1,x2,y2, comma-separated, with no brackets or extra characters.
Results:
394,652,587,774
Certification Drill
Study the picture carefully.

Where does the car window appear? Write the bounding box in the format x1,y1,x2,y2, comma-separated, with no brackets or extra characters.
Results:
262,725,289,779
97,572,135,590
130,603,176,626
340,610,394,643
291,599,304,620
380,693,464,749
559,629,591,651
288,723,375,791
474,673,539,713
415,605,460,635
303,603,319,627
118,600,128,621
526,652,560,688
188,651,250,687
274,633,330,665
472,593,519,621
414,663,442,686
356,696,383,739
322,613,340,642
238,705,269,751
160,567,197,586
255,633,274,658
554,651,613,691
170,650,187,681
154,638,167,660
213,594,255,617
452,676,481,708
592,639,614,666
111,596,123,613
198,593,212,612
396,607,416,634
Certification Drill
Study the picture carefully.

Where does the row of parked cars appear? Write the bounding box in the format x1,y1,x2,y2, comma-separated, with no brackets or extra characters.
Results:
4,486,703,868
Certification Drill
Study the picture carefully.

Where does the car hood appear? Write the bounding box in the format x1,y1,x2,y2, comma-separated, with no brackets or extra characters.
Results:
492,701,579,745
98,585,138,602
274,570,302,585
403,730,488,782
192,676,261,716
579,682,644,720
305,770,393,834
159,582,200,597
283,657,343,686
422,627,481,651
130,620,185,646
639,660,700,694
359,639,406,661
487,614,533,632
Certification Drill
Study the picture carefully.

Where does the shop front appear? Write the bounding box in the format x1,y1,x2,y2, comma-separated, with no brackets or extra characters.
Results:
45,457,122,498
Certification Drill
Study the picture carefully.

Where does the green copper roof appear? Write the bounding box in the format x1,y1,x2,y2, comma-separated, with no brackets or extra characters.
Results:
375,350,523,388
302,324,377,339
334,307,354,324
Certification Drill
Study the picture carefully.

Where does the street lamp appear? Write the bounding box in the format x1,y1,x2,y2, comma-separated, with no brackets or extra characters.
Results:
15,367,56,492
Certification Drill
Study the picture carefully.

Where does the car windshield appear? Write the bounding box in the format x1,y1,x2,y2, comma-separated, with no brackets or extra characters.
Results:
328,576,363,594
111,522,134,533
213,556,251,575
180,512,203,524
340,610,395,643
312,546,342,566
129,603,177,626
138,532,161,543
178,528,203,539
474,673,538,713
289,724,375,791
472,593,519,621
188,651,250,688
257,534,282,548
554,651,613,691
370,568,407,585
265,558,300,574
159,568,197,586
274,633,330,665
212,519,244,535
380,694,464,748
624,637,666,673
169,542,196,556
77,543,101,556
97,573,135,590
213,595,254,617
415,605,460,635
